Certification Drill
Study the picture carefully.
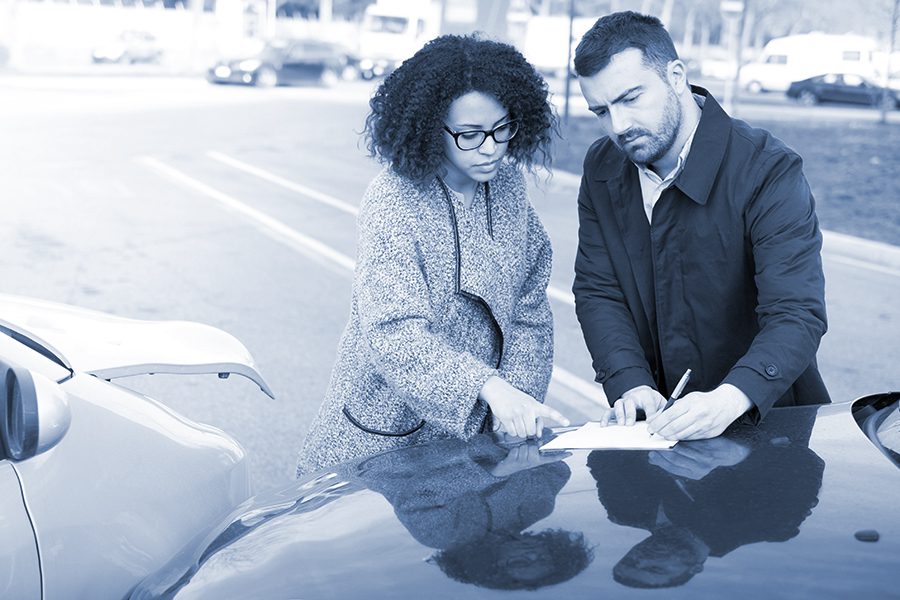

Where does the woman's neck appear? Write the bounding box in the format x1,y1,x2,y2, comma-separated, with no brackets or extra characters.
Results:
442,176,478,208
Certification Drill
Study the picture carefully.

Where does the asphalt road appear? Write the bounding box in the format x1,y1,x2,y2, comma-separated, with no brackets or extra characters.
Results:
0,75,896,492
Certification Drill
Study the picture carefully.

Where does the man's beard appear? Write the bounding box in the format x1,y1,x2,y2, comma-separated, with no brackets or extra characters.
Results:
617,87,683,168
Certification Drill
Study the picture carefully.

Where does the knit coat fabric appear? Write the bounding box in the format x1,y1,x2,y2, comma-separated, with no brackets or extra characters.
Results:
297,162,554,475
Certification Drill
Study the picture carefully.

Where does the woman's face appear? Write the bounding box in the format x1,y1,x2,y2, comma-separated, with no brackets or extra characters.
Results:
440,91,513,191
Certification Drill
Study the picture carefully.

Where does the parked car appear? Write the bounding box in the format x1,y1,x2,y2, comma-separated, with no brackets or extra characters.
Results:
0,294,272,599
786,73,899,109
92,30,164,65
738,33,878,93
131,393,899,598
207,39,356,88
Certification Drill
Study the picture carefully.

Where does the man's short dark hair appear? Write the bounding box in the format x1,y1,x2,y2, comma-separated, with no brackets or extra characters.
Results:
574,11,678,79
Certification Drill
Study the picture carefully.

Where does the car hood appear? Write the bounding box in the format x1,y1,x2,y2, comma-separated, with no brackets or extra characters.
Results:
132,397,900,599
0,294,273,397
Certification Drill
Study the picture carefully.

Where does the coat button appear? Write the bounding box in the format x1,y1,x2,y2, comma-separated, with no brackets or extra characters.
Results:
765,365,779,377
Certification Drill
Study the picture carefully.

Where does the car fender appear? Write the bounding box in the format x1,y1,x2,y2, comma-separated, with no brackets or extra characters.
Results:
0,294,273,398
13,372,251,600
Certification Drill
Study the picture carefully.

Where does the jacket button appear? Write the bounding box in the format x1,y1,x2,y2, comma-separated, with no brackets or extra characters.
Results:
765,365,779,377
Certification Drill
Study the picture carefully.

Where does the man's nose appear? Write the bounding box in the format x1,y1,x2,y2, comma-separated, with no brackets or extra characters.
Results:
608,107,631,136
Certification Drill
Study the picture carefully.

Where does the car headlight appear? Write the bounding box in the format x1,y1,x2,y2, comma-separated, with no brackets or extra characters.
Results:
359,58,374,70
238,59,262,72
1,360,71,461
214,65,231,78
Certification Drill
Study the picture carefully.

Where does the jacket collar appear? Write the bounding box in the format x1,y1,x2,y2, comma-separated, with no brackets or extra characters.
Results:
593,86,731,207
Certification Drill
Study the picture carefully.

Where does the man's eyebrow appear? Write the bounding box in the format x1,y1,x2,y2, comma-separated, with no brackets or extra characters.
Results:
589,86,642,113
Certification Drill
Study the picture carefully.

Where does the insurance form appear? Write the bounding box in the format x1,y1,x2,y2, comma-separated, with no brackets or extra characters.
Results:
539,422,677,451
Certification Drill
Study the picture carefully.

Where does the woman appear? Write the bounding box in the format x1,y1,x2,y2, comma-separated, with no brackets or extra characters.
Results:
297,34,567,476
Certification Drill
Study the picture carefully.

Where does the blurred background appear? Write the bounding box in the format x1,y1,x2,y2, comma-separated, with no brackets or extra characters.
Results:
1,0,897,492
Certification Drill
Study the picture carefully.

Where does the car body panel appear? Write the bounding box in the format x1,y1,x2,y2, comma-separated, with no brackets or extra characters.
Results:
133,399,900,599
0,294,273,398
0,463,41,599
0,296,261,599
14,372,251,600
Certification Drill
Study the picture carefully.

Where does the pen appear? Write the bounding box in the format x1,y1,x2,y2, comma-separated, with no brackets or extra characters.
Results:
661,368,692,412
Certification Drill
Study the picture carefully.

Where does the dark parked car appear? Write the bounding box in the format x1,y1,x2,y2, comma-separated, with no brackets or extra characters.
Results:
131,393,900,598
786,73,899,109
207,39,355,88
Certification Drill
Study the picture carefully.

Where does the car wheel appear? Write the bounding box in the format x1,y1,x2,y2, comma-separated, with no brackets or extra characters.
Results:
798,90,817,106
340,65,359,81
746,80,763,94
320,68,339,87
254,67,278,88
876,93,895,111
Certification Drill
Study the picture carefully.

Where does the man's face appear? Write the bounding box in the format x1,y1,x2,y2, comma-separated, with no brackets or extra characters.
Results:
578,48,683,168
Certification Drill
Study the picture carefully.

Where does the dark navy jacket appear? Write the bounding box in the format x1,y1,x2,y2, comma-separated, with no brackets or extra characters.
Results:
573,87,829,421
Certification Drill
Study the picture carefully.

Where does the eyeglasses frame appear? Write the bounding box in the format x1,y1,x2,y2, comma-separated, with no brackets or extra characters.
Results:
442,120,519,151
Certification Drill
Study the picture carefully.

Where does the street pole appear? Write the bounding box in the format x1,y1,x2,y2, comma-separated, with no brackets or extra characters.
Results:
880,0,899,124
719,0,744,115
564,0,574,124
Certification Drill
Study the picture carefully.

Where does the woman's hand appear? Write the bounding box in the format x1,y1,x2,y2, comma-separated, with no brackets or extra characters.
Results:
480,376,570,438
489,442,570,478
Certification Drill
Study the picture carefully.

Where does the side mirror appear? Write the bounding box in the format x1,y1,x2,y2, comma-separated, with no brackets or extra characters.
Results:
1,360,71,461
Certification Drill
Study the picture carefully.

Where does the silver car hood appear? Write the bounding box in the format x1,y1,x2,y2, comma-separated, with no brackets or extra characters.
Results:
0,294,273,398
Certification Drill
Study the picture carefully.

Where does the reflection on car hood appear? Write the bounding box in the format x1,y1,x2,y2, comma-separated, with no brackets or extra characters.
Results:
0,294,273,397
131,399,900,599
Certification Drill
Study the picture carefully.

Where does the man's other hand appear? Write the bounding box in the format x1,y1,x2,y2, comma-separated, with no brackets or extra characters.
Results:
602,385,666,426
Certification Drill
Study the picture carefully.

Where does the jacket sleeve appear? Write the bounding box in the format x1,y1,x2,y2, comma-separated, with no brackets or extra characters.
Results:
355,180,497,437
573,168,655,404
497,199,554,402
723,151,827,418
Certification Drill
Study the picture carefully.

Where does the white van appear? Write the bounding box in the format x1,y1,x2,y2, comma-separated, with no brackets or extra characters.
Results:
356,0,441,79
739,33,878,93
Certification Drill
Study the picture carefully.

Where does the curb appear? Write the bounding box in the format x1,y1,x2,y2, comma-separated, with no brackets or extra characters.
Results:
821,230,900,272
550,168,900,273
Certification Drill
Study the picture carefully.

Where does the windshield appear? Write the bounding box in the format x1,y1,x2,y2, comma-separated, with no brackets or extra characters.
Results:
366,15,408,34
853,392,900,468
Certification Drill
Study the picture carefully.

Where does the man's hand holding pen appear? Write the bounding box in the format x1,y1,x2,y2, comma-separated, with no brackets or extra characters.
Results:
647,383,752,441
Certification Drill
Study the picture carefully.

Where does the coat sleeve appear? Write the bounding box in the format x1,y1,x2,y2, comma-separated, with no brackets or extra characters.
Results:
573,168,656,404
355,179,497,437
722,151,827,418
497,198,554,402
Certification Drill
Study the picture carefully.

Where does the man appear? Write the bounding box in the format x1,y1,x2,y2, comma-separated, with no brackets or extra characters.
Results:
572,11,829,440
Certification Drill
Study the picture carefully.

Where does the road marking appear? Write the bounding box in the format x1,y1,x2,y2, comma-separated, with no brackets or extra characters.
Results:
825,253,900,279
207,151,360,217
139,156,601,411
138,157,356,271
205,151,579,305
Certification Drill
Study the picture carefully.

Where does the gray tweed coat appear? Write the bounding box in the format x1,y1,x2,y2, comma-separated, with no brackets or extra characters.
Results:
297,163,554,475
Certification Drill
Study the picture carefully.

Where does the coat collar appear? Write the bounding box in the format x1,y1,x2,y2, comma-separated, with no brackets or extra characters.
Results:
593,86,731,207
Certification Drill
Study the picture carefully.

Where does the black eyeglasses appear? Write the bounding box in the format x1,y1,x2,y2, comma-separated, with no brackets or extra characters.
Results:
442,120,519,151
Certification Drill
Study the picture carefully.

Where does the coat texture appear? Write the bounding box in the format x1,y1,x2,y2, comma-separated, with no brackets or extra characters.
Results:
298,163,553,475
573,87,829,423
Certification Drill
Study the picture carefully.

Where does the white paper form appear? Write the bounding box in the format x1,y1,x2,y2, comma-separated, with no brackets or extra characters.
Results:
539,421,677,451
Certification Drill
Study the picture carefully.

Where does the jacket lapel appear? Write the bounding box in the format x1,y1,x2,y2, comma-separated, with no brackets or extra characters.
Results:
598,152,658,339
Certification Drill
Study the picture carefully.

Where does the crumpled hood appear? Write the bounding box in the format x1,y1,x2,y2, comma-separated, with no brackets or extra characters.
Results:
0,294,273,397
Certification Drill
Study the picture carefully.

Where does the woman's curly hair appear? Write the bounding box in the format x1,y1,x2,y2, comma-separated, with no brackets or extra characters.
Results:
364,34,558,183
